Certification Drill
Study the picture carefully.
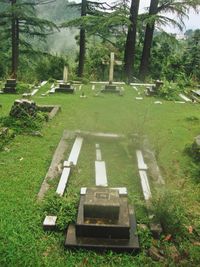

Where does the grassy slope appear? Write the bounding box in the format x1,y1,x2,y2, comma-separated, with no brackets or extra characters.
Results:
0,85,200,266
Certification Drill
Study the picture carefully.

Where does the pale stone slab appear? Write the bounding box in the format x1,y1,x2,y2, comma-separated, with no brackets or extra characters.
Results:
95,161,108,186
136,150,148,170
96,149,102,161
133,86,138,91
56,167,71,196
68,137,83,166
43,215,57,227
135,97,143,100
175,101,185,104
139,170,152,201
90,81,125,85
154,101,162,104
49,87,56,93
80,187,127,195
41,81,47,86
37,130,73,200
31,88,39,96
179,93,192,102
79,85,82,91
130,83,155,86
92,85,95,90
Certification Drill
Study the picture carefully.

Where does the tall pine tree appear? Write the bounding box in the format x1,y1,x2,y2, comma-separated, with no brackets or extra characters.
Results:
0,0,57,78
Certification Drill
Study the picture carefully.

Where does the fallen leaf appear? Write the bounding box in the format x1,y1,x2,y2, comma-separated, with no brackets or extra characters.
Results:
193,242,200,246
164,234,172,241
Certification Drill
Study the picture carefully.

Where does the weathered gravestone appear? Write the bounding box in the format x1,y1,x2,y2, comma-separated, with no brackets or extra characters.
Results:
65,187,139,252
10,99,37,118
55,66,74,93
101,53,122,93
3,79,17,94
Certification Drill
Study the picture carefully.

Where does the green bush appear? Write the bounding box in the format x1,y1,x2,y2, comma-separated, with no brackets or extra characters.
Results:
0,112,46,134
152,191,189,238
42,190,79,230
16,82,32,94
157,80,182,100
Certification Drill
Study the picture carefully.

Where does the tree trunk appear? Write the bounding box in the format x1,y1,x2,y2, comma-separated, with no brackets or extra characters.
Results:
124,0,140,84
11,0,19,79
139,0,159,81
78,0,87,77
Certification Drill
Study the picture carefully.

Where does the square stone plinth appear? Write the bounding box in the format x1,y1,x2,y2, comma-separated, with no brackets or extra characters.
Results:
84,188,120,220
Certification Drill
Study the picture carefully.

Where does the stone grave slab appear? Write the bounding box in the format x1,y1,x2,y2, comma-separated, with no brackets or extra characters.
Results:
67,137,83,166
96,149,102,161
56,167,71,196
136,150,148,170
95,161,108,186
139,170,152,201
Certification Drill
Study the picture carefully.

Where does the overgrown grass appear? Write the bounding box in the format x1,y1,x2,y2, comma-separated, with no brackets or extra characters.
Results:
0,85,200,266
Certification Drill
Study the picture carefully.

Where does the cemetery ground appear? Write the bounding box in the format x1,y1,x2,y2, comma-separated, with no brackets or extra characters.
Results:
0,83,200,266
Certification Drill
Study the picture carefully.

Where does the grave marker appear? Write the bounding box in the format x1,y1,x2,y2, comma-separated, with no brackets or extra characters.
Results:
55,66,74,93
101,52,122,93
65,187,139,251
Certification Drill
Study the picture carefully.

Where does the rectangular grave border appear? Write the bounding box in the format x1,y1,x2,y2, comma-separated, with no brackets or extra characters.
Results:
37,105,61,120
41,129,163,239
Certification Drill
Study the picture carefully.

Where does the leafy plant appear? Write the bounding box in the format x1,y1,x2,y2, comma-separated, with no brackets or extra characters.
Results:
157,80,182,100
42,190,79,231
152,191,189,239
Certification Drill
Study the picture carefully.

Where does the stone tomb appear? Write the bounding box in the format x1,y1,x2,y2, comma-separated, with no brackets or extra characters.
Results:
3,79,17,93
65,187,139,252
55,66,74,94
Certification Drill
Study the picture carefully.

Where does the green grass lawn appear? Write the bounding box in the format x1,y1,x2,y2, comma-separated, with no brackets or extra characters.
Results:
0,85,200,266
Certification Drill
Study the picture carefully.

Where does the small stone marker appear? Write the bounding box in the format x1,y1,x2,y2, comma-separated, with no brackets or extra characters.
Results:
95,161,108,186
135,97,143,100
43,215,57,230
136,150,148,170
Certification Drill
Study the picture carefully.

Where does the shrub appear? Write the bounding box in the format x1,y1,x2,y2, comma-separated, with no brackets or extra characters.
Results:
157,81,182,100
152,191,189,238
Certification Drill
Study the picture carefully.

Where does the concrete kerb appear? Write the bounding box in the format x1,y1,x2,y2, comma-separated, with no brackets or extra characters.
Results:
37,130,74,201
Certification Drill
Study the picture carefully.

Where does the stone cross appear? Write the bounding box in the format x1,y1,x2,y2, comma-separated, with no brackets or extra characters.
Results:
63,66,68,84
102,52,122,84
